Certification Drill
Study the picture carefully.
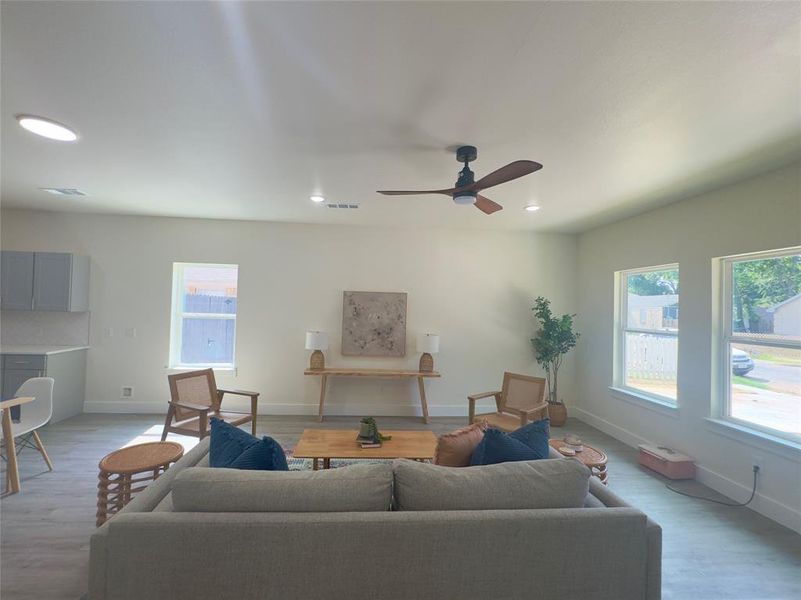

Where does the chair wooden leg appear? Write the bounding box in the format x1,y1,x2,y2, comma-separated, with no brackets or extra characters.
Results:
2,409,21,495
31,430,54,471
161,405,175,441
251,395,258,436
198,411,209,439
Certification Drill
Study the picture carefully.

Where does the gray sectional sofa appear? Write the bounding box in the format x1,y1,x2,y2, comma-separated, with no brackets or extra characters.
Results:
89,438,661,600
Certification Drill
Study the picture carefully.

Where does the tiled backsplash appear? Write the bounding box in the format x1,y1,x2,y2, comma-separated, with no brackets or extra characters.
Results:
0,311,90,346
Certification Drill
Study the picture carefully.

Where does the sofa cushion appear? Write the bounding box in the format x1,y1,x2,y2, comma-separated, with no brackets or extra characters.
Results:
172,463,393,512
469,428,541,466
508,418,550,459
583,493,605,508
393,458,590,511
229,436,288,471
209,418,288,471
433,422,487,467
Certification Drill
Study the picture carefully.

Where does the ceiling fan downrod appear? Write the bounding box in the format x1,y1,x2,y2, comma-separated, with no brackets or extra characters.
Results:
453,145,477,204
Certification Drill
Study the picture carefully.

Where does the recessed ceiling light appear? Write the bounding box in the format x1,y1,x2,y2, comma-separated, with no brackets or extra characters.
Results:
525,204,541,212
39,187,86,196
310,195,325,203
16,115,78,142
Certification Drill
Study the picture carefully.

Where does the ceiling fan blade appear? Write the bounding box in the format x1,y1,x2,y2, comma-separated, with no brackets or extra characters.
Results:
474,194,503,215
467,160,542,192
377,188,455,196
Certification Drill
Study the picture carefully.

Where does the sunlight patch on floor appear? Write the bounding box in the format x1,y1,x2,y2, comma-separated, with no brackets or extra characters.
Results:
121,424,201,453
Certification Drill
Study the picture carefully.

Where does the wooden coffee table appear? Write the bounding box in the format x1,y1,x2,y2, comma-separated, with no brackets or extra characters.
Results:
293,429,437,470
549,439,609,485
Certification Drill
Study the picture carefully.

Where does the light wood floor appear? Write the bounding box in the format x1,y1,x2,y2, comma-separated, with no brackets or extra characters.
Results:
1,414,799,600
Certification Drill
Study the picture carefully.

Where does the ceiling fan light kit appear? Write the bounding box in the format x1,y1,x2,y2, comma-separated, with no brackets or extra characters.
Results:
453,191,477,205
377,144,542,215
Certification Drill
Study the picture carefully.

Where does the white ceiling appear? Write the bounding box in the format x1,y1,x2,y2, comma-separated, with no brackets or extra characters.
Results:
2,1,800,232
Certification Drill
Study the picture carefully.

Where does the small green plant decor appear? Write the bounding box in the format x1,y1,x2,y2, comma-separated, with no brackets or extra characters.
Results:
358,417,392,445
531,296,579,408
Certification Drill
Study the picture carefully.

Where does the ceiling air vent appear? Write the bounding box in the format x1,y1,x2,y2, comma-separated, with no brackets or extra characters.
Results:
326,203,359,209
39,188,86,196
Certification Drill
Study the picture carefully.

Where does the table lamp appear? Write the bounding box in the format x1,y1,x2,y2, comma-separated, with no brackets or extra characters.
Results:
305,331,329,371
417,333,440,372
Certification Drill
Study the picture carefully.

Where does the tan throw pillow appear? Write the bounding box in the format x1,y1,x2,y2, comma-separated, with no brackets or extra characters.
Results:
433,422,487,467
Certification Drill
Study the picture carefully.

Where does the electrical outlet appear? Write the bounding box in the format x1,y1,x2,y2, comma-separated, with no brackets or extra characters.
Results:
125,328,137,338
121,386,134,399
752,456,763,474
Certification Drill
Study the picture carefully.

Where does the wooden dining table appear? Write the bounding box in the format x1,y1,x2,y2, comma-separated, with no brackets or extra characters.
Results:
1,396,34,496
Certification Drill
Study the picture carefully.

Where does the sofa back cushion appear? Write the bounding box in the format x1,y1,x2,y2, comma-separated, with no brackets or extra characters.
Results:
172,463,393,512
393,458,589,511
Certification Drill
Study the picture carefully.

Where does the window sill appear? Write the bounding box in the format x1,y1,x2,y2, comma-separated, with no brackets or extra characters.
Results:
166,366,237,376
704,418,801,461
608,386,680,419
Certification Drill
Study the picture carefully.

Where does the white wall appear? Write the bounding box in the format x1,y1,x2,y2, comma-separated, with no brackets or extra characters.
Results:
576,162,801,532
0,209,578,417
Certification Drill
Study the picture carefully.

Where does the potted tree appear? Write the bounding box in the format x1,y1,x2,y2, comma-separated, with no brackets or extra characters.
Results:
531,297,579,427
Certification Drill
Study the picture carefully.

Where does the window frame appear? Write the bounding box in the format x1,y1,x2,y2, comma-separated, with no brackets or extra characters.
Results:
168,262,239,370
614,263,680,406
719,247,801,443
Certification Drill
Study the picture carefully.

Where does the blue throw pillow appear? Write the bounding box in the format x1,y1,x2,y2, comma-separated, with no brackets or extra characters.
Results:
469,428,541,466
209,418,288,471
509,418,550,460
229,436,289,471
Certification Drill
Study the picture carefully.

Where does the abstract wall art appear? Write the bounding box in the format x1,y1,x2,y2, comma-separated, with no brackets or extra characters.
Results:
341,291,407,357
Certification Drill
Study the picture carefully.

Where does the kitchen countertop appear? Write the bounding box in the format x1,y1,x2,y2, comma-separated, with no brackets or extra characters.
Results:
0,345,90,356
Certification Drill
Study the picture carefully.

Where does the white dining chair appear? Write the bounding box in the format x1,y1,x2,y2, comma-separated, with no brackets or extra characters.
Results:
2,377,55,476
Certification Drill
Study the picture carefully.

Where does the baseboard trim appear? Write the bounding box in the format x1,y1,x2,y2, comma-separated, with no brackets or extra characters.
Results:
694,464,801,533
83,401,471,418
570,407,650,448
571,406,801,534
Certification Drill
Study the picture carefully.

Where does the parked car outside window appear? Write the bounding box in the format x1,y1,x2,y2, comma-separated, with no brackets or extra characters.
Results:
731,347,754,376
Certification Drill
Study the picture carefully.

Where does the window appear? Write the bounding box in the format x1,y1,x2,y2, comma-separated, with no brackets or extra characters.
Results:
721,248,800,440
616,265,679,403
169,263,238,368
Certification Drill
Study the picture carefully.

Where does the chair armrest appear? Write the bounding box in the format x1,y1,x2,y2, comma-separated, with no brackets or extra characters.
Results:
503,402,549,426
519,402,549,417
217,388,259,397
168,400,210,413
467,391,501,401
467,391,501,423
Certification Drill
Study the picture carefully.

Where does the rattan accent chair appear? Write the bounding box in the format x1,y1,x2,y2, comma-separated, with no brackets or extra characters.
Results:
468,372,549,431
160,369,259,440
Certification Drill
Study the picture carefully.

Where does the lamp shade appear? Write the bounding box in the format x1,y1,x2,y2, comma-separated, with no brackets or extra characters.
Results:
417,333,440,354
305,331,329,351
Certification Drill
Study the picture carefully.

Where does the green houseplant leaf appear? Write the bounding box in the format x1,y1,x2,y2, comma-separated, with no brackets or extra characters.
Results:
531,297,579,405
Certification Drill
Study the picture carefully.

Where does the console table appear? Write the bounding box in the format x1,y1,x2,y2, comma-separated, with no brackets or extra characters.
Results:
304,368,441,423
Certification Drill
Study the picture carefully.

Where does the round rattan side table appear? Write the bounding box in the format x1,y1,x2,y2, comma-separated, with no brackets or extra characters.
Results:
549,439,609,485
96,441,184,527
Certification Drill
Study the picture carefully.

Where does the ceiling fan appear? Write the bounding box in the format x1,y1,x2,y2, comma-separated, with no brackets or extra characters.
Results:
377,145,542,215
